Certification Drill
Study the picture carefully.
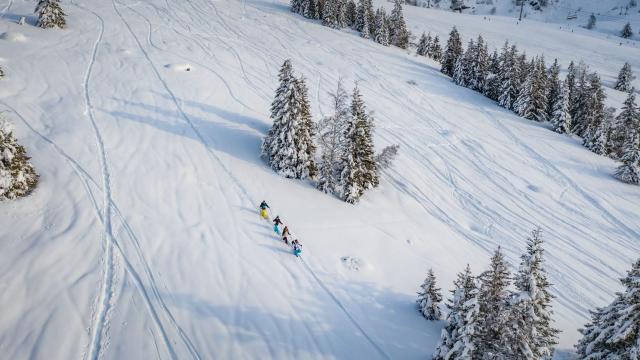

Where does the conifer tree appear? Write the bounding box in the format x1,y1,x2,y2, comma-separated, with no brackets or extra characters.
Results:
340,85,377,203
498,43,519,110
507,228,559,359
576,258,640,357
476,247,512,357
354,0,366,30
417,32,430,56
483,49,501,101
0,118,39,200
570,64,590,136
317,81,350,194
441,26,462,77
621,22,633,38
35,0,66,29
291,0,303,14
304,0,318,19
615,62,635,92
586,13,596,29
513,59,535,118
373,7,390,46
468,35,489,92
609,90,639,159
453,39,473,87
345,0,357,26
614,131,640,184
429,35,442,62
546,59,561,120
360,13,370,39
296,77,318,179
322,0,339,28
581,73,606,151
365,0,375,35
551,80,573,134
417,269,443,320
389,0,409,49
433,265,478,360
565,61,577,113
262,60,315,179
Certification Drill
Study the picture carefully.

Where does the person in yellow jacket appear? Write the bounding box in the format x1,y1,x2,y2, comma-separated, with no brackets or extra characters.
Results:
259,200,270,220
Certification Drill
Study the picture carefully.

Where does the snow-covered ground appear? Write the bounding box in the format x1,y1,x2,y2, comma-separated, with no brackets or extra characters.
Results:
0,0,639,358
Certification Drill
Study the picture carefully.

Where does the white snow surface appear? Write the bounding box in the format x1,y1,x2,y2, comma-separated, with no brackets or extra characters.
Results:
0,0,639,359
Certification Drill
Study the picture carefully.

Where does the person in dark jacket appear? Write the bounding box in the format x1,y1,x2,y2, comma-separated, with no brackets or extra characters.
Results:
273,216,283,234
281,226,290,245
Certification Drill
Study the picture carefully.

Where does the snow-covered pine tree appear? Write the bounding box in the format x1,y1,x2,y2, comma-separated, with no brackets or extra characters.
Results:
614,131,640,184
291,0,303,14
375,144,399,170
498,42,519,110
262,60,313,179
429,35,442,62
546,58,561,120
354,0,365,30
513,59,535,118
576,257,640,357
336,0,348,28
417,268,443,320
340,85,377,203
295,76,318,179
345,0,357,27
468,35,489,92
373,7,390,46
365,0,375,35
360,11,371,39
529,55,550,122
565,60,577,113
453,39,473,87
570,63,590,136
608,90,639,159
304,0,318,19
35,0,66,29
551,80,573,134
476,247,512,357
441,26,462,77
317,80,350,195
416,32,430,56
581,73,606,152
615,62,635,92
483,49,501,101
432,264,478,360
322,0,339,28
621,22,633,38
507,228,559,359
316,0,325,20
0,117,39,200
388,0,409,49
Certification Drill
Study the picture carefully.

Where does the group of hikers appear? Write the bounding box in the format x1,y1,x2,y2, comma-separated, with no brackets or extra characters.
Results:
259,201,302,257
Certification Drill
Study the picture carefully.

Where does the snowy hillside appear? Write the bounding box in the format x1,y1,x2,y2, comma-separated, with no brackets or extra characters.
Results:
0,0,639,358
416,0,640,40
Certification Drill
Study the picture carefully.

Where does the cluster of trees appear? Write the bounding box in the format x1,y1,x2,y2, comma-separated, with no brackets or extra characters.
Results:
416,32,442,62
576,257,640,358
262,60,397,203
0,117,39,201
290,0,410,49
417,228,560,359
434,26,640,184
36,0,66,29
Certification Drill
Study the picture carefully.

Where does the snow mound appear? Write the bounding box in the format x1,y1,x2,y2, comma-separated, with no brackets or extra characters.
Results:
165,63,193,72
0,32,28,43
340,256,372,272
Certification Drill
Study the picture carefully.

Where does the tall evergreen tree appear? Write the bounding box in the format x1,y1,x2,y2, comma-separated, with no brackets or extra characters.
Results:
417,269,443,320
262,60,314,179
389,0,409,49
296,77,318,179
586,13,596,29
345,0,357,26
340,85,377,203
360,12,371,39
581,73,607,151
621,22,633,38
373,7,389,46
483,49,501,101
476,247,512,357
416,32,431,56
615,62,635,92
513,59,536,118
0,118,39,200
453,39,473,87
441,26,463,77
507,228,559,359
565,61,577,113
576,258,640,357
468,35,489,92
35,0,66,29
433,265,478,360
570,64,590,136
322,0,339,28
551,80,573,134
317,81,350,194
429,35,443,62
609,90,639,159
546,59,561,120
498,43,519,110
614,131,640,184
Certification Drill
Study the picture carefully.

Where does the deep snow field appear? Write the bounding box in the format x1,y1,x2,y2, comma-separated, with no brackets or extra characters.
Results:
0,0,639,358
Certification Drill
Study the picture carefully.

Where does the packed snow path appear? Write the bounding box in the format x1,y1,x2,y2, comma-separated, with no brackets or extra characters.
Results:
0,0,639,358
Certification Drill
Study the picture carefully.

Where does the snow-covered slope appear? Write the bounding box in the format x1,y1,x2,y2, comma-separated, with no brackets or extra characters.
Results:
0,0,638,358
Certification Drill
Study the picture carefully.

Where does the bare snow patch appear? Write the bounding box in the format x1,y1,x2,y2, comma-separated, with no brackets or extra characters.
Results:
340,256,372,273
165,63,193,72
0,32,28,43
